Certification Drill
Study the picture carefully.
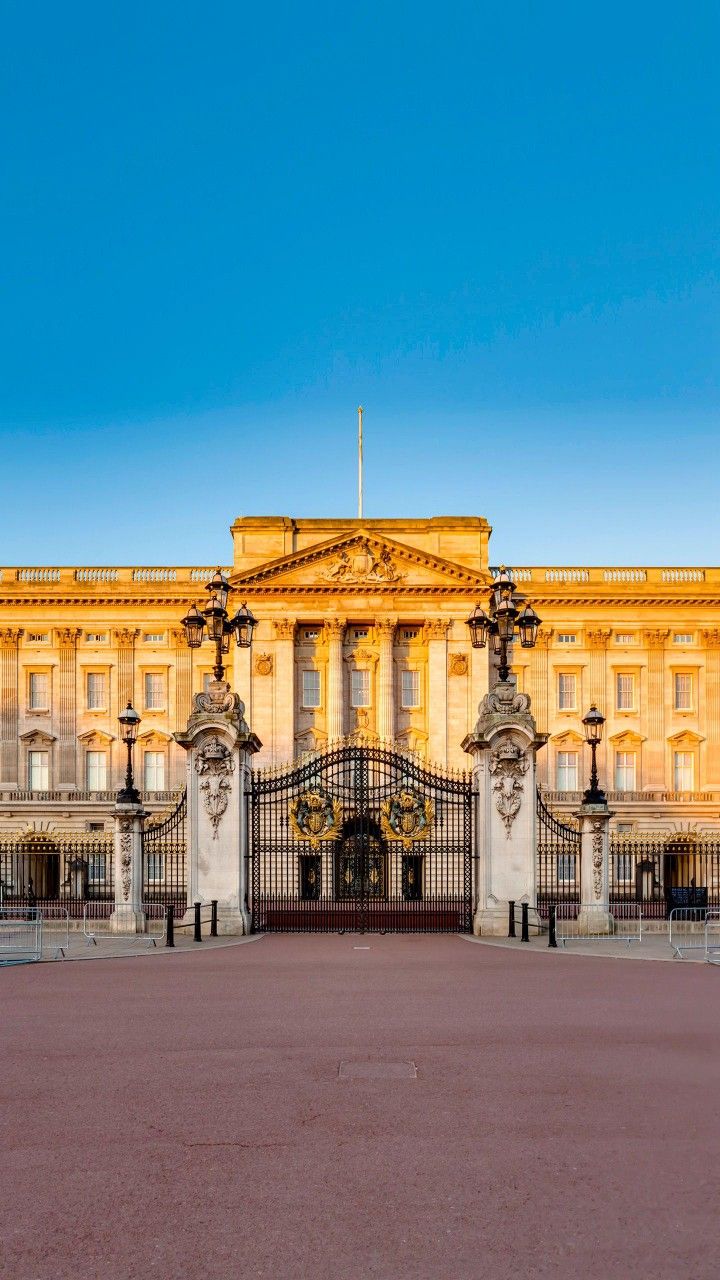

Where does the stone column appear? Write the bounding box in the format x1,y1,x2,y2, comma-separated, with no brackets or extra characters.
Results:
325,619,346,742
528,630,552,787
702,630,720,787
426,619,448,764
111,801,147,931
273,619,295,764
586,629,611,783
175,679,261,934
643,630,669,789
113,629,139,723
463,681,548,935
172,628,192,728
56,628,81,790
0,628,22,788
575,801,613,933
376,618,396,743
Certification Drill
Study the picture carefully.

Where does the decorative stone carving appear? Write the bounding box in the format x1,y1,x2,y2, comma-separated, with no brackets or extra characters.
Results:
325,619,346,641
586,628,611,650
119,819,133,902
701,629,720,649
534,629,554,649
56,627,82,648
381,791,433,849
0,627,23,648
290,788,341,847
321,540,405,584
113,628,140,648
448,653,468,677
425,620,448,640
274,619,295,640
643,629,670,648
476,682,535,736
193,680,237,715
488,739,529,837
170,628,187,648
591,819,604,898
195,736,235,837
254,653,273,676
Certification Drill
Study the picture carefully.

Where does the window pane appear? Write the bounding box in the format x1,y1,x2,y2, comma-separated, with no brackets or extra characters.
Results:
674,751,694,791
616,674,635,710
29,673,49,709
557,674,576,710
556,751,578,790
86,673,106,709
302,669,321,708
615,751,636,791
401,670,420,708
29,751,49,790
144,752,165,791
86,751,107,790
146,853,163,881
88,854,107,883
144,673,165,709
674,673,692,710
351,669,370,707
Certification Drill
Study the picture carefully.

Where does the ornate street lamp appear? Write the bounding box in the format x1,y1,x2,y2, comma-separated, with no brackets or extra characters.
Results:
582,704,606,804
180,568,257,681
117,701,141,804
466,567,542,682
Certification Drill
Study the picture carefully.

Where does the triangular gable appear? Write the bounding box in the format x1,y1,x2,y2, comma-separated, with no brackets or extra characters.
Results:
231,530,487,595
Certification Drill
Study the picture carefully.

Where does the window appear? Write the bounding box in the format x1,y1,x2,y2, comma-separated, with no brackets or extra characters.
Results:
557,634,577,645
28,751,49,790
28,672,49,710
87,822,104,832
146,853,163,882
86,672,106,710
674,751,694,792
674,673,693,711
615,751,636,792
617,823,633,834
401,628,420,641
144,673,165,710
86,751,107,791
144,751,165,791
351,669,371,707
86,633,107,644
557,674,576,711
302,669,321,709
143,632,165,644
556,751,579,790
614,854,634,882
615,634,634,645
401,670,420,708
88,854,106,884
352,628,369,640
674,634,693,645
27,632,49,644
557,855,576,883
303,629,320,641
616,673,635,711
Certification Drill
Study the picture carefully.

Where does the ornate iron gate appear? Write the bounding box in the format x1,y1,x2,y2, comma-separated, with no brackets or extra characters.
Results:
536,789,581,916
141,789,187,916
250,743,473,933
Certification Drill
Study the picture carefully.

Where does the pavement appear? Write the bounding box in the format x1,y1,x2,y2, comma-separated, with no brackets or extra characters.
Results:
2,934,720,1280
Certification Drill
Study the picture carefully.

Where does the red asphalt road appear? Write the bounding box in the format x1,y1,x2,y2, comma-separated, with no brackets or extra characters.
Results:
2,936,719,1280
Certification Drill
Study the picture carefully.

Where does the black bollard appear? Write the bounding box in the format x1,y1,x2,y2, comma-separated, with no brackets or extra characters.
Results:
165,904,175,948
508,900,516,938
194,900,202,943
210,899,218,937
548,905,557,948
521,901,529,943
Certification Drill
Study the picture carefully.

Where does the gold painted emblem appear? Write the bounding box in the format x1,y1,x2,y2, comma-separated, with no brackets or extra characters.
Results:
380,790,434,850
290,788,342,848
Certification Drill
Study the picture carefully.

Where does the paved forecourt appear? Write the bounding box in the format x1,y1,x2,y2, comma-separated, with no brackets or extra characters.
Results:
2,935,719,1280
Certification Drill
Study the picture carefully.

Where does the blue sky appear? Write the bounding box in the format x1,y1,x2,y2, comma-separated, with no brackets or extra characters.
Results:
1,2,718,566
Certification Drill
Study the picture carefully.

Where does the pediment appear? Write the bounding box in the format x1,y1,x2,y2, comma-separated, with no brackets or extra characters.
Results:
667,730,705,746
19,729,56,745
77,729,115,745
137,729,173,745
551,730,584,746
231,531,487,595
608,730,647,746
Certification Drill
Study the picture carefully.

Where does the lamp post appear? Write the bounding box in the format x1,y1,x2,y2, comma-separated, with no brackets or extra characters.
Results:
117,701,141,804
180,568,258,681
582,704,606,804
466,566,542,681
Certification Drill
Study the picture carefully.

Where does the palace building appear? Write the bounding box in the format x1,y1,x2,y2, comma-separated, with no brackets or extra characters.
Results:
1,513,719,836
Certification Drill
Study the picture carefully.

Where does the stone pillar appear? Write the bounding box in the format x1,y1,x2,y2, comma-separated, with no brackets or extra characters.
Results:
0,628,22,788
273,619,295,764
376,618,396,743
463,681,547,935
175,679,261,934
111,802,146,931
113,628,140,758
643,630,669,789
528,630,552,786
426,619,448,764
325,619,346,742
586,629,611,783
56,628,81,790
702,630,720,787
575,802,613,933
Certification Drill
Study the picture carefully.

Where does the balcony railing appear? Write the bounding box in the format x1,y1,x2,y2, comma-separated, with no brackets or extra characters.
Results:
3,567,231,586
543,789,720,804
0,789,181,804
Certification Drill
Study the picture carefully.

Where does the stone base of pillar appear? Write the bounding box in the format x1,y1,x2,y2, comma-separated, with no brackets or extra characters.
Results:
473,904,542,936
109,906,146,934
180,906,249,936
576,909,613,936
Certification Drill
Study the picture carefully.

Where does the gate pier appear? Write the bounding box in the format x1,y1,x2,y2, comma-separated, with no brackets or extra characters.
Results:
175,679,261,935
463,681,547,935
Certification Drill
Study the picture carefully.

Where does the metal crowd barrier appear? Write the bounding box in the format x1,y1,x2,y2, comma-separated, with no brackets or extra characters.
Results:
0,907,43,965
556,903,642,947
705,910,720,963
82,902,167,947
38,905,70,959
669,907,709,959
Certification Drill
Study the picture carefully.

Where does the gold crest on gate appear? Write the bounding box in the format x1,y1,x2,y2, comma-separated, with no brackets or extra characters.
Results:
381,791,434,850
290,788,342,848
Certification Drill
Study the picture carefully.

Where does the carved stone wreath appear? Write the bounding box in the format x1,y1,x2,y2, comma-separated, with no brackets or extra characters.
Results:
195,736,235,838
488,740,529,838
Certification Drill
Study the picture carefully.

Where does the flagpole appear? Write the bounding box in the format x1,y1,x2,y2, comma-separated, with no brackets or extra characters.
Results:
357,405,363,519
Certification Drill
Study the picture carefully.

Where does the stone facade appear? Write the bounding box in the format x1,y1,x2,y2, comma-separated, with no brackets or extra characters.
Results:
0,515,719,834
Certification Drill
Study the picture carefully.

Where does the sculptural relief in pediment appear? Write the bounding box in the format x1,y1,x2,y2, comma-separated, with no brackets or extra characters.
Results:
321,540,405,585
